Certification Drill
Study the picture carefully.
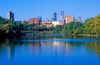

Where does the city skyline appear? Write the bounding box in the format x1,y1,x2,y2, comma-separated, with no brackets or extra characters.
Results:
0,0,100,22
0,10,87,23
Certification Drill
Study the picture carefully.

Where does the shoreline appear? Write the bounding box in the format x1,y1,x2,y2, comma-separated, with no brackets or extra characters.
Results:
75,34,100,37
0,32,100,38
25,32,100,37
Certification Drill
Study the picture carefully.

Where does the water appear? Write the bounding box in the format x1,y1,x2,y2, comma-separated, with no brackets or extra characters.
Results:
0,34,100,65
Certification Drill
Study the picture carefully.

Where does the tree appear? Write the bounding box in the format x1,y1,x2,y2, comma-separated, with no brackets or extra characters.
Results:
63,22,82,35
83,18,95,35
94,14,100,35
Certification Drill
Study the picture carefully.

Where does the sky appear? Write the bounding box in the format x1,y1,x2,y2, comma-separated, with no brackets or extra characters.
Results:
0,0,100,22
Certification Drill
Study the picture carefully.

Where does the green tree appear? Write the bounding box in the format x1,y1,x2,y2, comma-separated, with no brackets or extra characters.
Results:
94,14,100,35
83,18,95,35
63,22,82,35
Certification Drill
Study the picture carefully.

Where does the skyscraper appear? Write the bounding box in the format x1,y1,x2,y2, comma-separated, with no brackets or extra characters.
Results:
37,16,42,23
7,10,14,21
66,15,74,23
76,17,82,23
59,11,66,24
60,11,66,20
52,12,57,21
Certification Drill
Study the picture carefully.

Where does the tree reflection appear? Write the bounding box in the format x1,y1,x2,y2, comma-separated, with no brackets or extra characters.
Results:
0,36,100,60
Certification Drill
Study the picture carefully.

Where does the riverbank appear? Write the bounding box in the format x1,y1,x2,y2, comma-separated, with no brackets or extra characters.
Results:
75,34,100,37
0,31,100,39
21,31,100,37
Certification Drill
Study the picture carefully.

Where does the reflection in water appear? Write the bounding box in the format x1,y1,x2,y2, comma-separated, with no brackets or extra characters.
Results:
30,41,41,56
29,40,100,58
0,35,100,65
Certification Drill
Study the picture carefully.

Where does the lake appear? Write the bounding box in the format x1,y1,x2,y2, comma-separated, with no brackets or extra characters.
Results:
0,34,100,65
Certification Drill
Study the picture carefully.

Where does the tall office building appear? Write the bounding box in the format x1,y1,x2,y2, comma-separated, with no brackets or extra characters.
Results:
59,19,65,24
59,11,66,24
60,11,66,20
52,12,57,21
76,17,82,22
66,15,74,23
7,10,14,21
37,16,42,23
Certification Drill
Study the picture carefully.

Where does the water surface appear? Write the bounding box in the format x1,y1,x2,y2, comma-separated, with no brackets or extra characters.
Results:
0,34,100,65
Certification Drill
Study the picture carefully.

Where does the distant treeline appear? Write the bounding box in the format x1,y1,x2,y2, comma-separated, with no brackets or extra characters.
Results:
0,14,100,36
63,14,100,35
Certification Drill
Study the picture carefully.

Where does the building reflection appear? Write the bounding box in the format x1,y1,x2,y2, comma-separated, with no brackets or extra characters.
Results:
30,41,41,56
30,40,74,57
8,46,15,60
0,37,100,60
0,38,15,61
28,40,100,58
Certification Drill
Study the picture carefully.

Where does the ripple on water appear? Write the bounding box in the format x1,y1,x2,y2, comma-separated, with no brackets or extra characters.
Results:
17,38,100,42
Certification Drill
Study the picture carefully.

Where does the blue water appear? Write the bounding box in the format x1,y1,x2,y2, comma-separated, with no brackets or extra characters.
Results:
0,35,100,65
18,38,100,42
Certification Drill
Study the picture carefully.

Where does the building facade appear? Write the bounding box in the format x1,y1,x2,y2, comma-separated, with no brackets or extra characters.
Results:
59,19,65,25
37,16,42,23
60,11,66,20
7,10,14,21
59,11,66,25
76,17,82,23
52,21,62,27
52,12,57,21
30,18,40,24
41,21,53,27
66,15,74,23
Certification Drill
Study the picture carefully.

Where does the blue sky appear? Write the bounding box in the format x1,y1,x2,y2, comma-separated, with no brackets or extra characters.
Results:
0,0,100,22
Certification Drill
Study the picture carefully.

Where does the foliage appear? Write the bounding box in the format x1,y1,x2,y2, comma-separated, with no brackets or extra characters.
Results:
63,22,82,35
0,17,24,34
62,14,100,35
0,14,100,36
83,18,95,35
94,14,100,35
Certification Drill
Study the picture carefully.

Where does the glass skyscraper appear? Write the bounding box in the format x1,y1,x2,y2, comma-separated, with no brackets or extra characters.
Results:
7,10,14,21
52,12,57,21
37,16,42,23
60,11,66,20
59,11,66,24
